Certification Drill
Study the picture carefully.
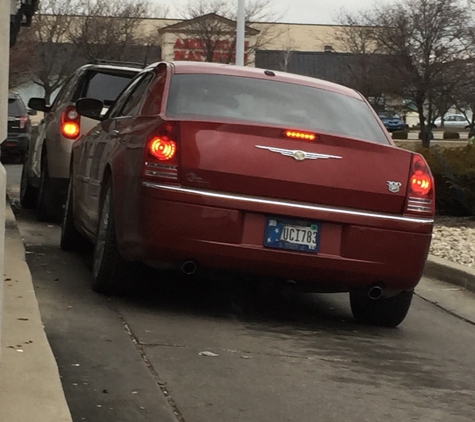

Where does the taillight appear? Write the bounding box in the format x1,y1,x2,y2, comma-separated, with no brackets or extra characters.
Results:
19,116,28,129
149,137,177,161
283,130,317,141
144,122,180,182
405,154,435,215
61,106,81,139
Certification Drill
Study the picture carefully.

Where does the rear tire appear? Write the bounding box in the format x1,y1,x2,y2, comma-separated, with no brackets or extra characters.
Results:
20,155,37,210
35,155,57,222
92,181,135,295
60,177,87,251
349,290,414,328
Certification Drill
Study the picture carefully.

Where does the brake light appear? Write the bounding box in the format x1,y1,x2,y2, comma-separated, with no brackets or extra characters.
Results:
284,130,317,141
405,154,435,215
19,116,28,129
61,106,81,139
149,137,177,161
144,122,180,182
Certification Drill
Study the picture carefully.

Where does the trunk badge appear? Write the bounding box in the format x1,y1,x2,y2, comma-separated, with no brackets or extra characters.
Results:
256,145,342,161
387,181,402,193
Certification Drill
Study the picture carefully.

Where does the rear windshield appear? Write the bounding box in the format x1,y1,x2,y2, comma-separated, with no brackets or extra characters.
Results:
8,97,25,116
83,71,135,103
166,74,389,144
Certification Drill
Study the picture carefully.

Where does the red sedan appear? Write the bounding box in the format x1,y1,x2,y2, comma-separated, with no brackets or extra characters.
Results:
62,62,434,327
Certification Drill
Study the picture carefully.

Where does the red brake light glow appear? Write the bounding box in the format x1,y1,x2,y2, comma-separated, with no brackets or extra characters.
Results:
149,137,177,161
411,172,432,195
19,115,28,129
410,155,432,196
62,122,80,138
284,130,317,141
61,106,81,140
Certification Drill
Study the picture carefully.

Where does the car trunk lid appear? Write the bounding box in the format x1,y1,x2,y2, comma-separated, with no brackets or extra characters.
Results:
178,121,412,215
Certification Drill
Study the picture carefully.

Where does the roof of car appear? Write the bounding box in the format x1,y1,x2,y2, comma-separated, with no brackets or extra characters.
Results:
78,64,143,73
160,61,362,100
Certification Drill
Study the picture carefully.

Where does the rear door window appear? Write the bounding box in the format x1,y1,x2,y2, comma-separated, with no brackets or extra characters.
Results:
8,98,24,116
167,74,389,144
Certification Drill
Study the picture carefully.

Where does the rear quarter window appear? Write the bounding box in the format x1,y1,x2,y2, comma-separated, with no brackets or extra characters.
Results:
8,97,26,115
166,74,389,145
80,71,136,103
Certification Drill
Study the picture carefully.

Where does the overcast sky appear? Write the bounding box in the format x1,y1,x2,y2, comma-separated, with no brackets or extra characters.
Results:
157,0,392,24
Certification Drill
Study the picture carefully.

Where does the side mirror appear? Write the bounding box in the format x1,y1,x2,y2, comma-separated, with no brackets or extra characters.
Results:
28,109,37,116
76,98,104,120
28,97,49,112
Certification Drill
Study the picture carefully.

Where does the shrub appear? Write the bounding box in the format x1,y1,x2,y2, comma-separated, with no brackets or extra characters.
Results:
417,145,475,216
443,131,460,140
392,130,408,140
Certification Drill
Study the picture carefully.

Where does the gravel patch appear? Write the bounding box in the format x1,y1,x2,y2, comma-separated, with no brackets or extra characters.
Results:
430,217,475,268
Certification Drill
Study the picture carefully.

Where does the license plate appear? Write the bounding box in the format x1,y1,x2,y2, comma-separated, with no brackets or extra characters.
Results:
264,217,321,253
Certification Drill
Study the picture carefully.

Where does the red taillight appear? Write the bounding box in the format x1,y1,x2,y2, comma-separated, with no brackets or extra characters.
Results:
61,106,81,140
283,130,317,141
19,116,28,129
405,154,435,215
144,122,180,182
149,137,177,161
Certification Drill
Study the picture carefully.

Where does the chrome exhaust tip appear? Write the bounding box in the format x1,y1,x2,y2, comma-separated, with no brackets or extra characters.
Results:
181,261,198,275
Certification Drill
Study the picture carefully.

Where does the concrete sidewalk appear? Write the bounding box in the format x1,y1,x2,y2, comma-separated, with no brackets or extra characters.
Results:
0,204,72,422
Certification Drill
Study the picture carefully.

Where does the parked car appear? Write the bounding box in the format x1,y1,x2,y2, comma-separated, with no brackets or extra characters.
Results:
433,114,471,129
62,62,434,327
20,62,142,221
2,93,35,162
377,110,406,132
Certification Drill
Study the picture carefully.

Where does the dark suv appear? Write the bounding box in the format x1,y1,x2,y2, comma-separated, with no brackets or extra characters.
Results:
2,93,35,162
21,63,141,221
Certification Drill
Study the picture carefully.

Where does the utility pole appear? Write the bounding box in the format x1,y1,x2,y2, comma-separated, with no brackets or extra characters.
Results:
236,0,245,66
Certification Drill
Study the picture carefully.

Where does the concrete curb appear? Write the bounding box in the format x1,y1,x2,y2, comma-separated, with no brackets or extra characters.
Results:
424,254,475,293
0,203,73,422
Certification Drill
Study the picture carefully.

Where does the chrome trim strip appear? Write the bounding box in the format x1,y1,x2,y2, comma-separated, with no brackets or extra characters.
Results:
142,182,434,225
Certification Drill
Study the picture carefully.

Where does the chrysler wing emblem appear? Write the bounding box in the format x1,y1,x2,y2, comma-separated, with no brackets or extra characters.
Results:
256,145,342,161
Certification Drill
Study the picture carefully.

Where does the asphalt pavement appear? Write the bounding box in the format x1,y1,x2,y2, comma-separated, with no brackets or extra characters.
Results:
4,163,475,422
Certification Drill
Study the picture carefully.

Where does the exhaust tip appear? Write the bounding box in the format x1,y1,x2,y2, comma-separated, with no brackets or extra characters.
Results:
181,261,197,275
368,285,384,300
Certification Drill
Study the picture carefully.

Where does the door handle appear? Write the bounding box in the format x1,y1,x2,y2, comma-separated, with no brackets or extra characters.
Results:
110,130,120,138
91,130,101,138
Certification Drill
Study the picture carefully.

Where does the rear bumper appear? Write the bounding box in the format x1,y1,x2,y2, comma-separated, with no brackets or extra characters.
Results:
2,134,29,155
121,182,433,292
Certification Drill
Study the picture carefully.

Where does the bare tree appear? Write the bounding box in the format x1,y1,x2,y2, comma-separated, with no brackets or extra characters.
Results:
336,1,475,145
333,10,403,107
19,0,82,104
173,0,282,64
363,0,475,147
68,0,166,63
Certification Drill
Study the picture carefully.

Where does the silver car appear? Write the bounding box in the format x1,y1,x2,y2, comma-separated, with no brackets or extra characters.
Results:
21,63,141,221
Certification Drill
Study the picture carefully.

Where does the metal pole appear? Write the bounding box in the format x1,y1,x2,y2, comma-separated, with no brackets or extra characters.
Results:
236,0,245,66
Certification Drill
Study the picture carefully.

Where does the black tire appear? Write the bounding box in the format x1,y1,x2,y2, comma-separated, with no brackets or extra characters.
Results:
60,177,87,251
91,181,135,295
35,154,56,222
20,156,38,209
349,290,414,328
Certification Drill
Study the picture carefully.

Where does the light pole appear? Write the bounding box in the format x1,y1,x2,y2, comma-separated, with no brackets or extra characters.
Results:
236,0,245,66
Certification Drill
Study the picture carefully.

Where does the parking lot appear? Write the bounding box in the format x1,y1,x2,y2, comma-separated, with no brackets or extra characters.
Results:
4,163,475,422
